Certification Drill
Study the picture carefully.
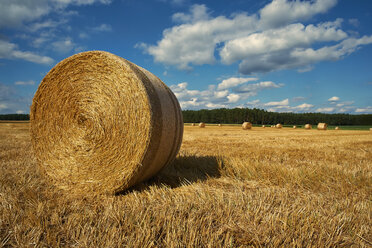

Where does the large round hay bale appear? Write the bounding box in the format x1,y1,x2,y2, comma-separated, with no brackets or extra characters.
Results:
30,51,183,194
335,126,339,130
242,122,252,130
199,122,205,128
317,123,328,130
305,124,312,129
191,123,195,126
262,125,265,128
276,123,282,129
218,124,222,127
293,125,297,129
370,128,372,131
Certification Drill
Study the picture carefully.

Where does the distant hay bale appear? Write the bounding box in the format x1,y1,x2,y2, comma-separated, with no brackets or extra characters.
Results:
317,123,328,130
242,122,252,130
305,124,312,129
30,51,183,194
370,128,372,131
335,126,339,130
199,122,205,128
191,123,195,126
293,125,297,129
262,125,265,128
218,124,222,127
276,123,282,129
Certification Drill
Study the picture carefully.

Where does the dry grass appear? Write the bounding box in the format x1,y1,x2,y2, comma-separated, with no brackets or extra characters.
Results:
1,123,371,247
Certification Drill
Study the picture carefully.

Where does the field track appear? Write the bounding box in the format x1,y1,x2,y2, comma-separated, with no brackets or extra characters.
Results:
1,122,371,247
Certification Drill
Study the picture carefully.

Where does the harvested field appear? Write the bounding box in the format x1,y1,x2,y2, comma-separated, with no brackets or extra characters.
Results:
1,122,371,247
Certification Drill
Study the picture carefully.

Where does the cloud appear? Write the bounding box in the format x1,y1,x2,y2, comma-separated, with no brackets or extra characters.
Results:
294,103,314,110
348,18,359,27
316,107,335,112
0,0,112,29
170,77,282,109
91,24,112,32
235,81,283,94
217,77,257,90
0,83,32,114
293,96,306,102
0,40,54,64
328,96,340,101
264,98,289,107
140,0,372,74
259,0,337,28
51,38,74,53
227,94,240,103
336,101,353,107
139,4,258,70
172,4,210,23
14,80,35,85
355,106,372,113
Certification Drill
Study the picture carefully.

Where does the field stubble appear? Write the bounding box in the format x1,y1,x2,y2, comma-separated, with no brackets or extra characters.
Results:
0,123,371,247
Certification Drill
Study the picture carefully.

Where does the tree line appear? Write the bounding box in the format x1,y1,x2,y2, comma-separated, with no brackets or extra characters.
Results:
182,108,372,125
1,109,372,125
0,114,30,121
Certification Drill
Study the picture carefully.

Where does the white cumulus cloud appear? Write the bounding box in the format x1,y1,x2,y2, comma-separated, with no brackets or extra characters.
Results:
355,106,372,113
217,77,258,90
0,40,53,64
316,107,335,112
139,0,372,74
14,80,35,85
264,98,289,107
328,96,340,101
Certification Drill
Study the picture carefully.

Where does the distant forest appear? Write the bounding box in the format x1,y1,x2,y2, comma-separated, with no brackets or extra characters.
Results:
182,108,372,126
1,109,372,125
0,114,30,121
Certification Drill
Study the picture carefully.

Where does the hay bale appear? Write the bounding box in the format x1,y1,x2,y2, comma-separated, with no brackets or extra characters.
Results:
30,51,183,194
191,123,195,126
218,124,222,127
262,125,265,128
199,122,205,128
370,128,372,131
317,123,328,130
305,124,312,129
335,126,339,130
276,123,282,129
293,125,297,129
242,122,252,130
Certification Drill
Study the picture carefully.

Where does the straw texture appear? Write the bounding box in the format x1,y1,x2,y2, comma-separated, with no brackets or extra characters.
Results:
305,124,312,129
30,51,183,194
317,123,328,130
242,122,252,130
199,122,205,128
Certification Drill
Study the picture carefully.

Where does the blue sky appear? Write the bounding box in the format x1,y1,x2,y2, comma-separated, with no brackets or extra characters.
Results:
0,0,371,114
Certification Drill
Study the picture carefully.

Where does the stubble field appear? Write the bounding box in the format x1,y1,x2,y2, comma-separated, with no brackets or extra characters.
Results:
0,122,371,247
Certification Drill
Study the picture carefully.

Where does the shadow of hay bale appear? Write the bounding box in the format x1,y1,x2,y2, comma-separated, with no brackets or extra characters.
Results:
118,155,221,194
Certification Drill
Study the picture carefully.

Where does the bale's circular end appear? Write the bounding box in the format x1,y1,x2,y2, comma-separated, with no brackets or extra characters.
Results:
305,124,312,129
242,122,252,130
293,125,297,129
199,122,205,128
276,123,282,129
30,51,183,194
